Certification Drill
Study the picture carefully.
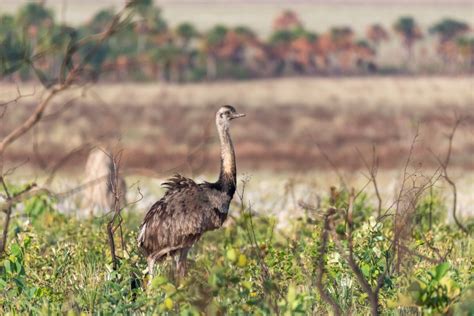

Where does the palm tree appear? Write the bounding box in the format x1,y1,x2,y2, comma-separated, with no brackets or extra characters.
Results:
0,14,15,38
330,26,353,50
76,10,116,80
354,40,377,73
272,9,302,32
366,24,389,46
268,29,294,75
268,27,318,75
14,3,60,84
393,16,423,66
174,23,199,81
88,9,116,33
430,19,469,65
133,0,154,17
151,43,182,82
456,36,474,69
0,15,30,78
16,2,54,38
328,26,354,73
430,18,469,43
235,25,256,39
176,22,199,48
36,24,78,84
203,25,228,79
235,26,269,77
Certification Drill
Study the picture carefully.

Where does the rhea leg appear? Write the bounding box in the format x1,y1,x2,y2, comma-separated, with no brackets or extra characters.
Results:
147,256,155,287
176,248,190,278
147,257,156,277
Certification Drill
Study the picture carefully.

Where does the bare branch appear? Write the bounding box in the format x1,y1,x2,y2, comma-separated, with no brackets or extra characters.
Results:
0,1,134,168
106,149,125,270
430,117,467,234
0,1,136,253
356,145,383,217
316,143,347,189
0,177,37,254
330,190,381,315
0,85,37,107
315,207,344,316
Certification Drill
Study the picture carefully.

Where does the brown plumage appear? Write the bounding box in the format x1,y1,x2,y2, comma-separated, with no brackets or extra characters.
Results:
138,105,245,276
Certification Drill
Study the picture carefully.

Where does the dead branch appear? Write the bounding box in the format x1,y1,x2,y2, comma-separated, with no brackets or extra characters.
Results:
0,86,36,119
0,1,137,253
0,86,66,162
44,143,93,185
41,94,82,121
356,146,383,218
0,1,134,164
430,117,467,234
316,143,347,189
0,177,36,254
0,86,37,107
104,148,129,270
329,190,383,316
315,207,344,316
419,230,453,263
393,126,419,272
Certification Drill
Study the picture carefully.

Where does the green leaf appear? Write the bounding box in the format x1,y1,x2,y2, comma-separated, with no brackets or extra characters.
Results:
287,284,296,303
435,263,450,280
361,264,371,278
4,260,12,274
162,283,176,295
226,248,238,263
10,243,22,258
151,275,168,289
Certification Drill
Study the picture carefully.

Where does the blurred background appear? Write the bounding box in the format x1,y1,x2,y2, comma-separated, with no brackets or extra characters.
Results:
1,0,473,218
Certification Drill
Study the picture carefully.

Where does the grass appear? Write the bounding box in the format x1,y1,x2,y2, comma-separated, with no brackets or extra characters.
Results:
1,77,473,173
0,180,473,314
3,76,473,109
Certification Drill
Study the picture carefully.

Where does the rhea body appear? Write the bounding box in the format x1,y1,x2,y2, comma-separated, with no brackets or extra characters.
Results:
138,105,245,276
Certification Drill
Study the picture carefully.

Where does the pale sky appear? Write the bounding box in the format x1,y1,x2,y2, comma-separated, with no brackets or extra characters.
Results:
1,0,473,37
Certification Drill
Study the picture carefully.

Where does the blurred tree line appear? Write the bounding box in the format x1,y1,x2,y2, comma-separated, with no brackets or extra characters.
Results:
1,1,473,83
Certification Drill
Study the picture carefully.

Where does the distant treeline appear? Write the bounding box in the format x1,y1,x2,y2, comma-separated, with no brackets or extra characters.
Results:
1,0,473,83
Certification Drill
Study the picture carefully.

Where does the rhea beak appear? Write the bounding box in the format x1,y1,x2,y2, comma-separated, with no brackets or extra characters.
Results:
230,113,246,120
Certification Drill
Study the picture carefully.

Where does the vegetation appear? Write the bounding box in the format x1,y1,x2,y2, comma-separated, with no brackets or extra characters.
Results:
0,181,472,314
1,2,473,83
0,2,472,315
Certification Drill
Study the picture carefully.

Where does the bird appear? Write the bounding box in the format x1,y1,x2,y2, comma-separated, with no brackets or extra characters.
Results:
83,145,127,217
138,105,245,277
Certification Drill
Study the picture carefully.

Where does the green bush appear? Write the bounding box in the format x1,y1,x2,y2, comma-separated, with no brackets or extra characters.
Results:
0,187,472,314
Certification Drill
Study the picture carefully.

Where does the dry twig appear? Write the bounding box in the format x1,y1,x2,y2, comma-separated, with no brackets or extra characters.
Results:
430,117,467,234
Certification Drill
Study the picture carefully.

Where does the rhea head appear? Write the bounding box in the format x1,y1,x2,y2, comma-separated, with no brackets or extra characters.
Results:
216,105,245,130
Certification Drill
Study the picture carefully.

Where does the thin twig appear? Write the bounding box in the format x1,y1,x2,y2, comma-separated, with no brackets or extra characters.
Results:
315,207,344,316
429,117,467,234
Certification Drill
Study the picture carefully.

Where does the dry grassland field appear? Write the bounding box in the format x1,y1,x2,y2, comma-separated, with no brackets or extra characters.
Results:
1,76,473,220
1,76,473,171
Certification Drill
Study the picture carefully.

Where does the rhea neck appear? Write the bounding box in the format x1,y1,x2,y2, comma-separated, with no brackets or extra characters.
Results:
216,121,236,196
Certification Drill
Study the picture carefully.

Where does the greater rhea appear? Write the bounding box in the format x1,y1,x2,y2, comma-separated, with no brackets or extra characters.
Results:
138,105,245,277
